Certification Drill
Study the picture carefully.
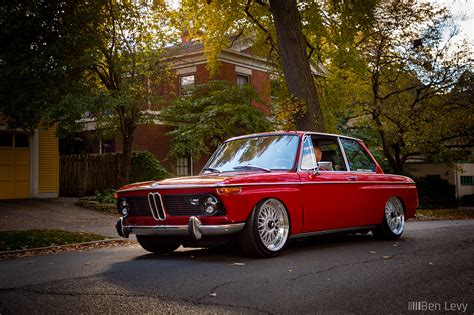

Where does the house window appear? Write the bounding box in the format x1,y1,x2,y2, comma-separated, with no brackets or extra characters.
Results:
461,176,474,185
15,134,29,148
0,131,13,147
236,73,250,86
179,74,195,96
176,156,193,177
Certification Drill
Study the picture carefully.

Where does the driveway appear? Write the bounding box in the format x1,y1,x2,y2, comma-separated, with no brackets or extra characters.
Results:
0,220,473,314
0,198,119,238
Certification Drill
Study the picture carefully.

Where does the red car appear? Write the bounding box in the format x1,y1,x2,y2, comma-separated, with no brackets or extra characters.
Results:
116,131,418,257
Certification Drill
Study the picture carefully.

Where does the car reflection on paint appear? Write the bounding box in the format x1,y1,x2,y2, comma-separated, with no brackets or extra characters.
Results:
115,131,418,257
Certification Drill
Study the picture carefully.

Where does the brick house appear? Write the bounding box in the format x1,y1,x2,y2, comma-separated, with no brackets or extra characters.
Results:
64,38,327,177
128,39,277,176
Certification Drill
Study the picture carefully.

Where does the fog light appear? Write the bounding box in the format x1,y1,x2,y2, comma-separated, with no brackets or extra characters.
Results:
118,198,129,216
202,195,219,215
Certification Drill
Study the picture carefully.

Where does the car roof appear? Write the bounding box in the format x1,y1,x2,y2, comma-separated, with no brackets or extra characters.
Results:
226,131,361,142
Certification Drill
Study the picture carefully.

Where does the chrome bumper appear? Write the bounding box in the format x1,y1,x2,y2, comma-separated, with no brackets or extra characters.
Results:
116,216,245,240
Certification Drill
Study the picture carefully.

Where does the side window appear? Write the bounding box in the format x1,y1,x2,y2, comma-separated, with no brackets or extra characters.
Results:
300,136,316,170
340,138,376,172
312,137,347,171
300,136,347,171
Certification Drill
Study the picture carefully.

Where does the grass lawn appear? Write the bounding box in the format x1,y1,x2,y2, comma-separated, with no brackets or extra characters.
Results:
416,209,474,221
0,229,107,251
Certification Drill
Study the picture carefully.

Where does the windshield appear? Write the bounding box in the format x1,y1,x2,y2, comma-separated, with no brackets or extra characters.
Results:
202,135,300,173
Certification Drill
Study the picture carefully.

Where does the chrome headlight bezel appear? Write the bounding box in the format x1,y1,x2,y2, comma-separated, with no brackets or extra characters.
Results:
201,194,220,216
117,197,129,216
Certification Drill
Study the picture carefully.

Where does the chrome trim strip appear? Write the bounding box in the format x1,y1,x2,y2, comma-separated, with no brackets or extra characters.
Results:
337,137,350,171
290,225,378,239
156,192,166,220
147,193,160,221
299,181,416,185
125,223,245,236
119,181,416,192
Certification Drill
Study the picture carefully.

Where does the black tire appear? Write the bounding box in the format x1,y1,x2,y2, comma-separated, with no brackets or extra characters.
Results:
238,198,290,258
136,235,181,254
372,197,405,240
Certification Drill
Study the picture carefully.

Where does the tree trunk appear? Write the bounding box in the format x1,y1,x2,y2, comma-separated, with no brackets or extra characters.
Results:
119,119,136,186
269,0,325,132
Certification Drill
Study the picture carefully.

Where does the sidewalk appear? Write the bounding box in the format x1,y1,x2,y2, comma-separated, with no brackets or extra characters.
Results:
0,198,120,238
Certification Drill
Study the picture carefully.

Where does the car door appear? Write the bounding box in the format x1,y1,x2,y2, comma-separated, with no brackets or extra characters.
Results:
339,137,384,225
298,135,358,232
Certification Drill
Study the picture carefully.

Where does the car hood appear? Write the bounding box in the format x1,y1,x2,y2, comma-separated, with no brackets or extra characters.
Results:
117,172,298,192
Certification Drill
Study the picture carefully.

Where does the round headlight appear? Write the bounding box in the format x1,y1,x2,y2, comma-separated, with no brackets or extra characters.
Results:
202,195,219,215
118,198,129,216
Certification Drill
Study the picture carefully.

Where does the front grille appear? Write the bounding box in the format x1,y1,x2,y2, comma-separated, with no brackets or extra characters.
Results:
148,192,166,220
127,197,152,217
162,194,204,216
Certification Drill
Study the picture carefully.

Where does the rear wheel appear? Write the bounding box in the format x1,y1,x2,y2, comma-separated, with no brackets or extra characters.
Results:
239,198,290,257
136,235,181,254
372,197,405,240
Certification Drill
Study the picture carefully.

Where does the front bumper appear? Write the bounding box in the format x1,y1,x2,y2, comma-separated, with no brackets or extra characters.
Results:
116,216,245,240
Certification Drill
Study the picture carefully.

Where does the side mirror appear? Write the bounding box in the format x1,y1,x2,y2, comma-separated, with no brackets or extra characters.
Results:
311,164,321,176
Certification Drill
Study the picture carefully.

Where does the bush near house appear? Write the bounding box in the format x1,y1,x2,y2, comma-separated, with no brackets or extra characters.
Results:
130,151,168,183
415,176,457,209
459,194,474,207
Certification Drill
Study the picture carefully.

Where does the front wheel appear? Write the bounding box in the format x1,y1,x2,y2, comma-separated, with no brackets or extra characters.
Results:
239,198,290,257
136,235,181,254
372,197,405,240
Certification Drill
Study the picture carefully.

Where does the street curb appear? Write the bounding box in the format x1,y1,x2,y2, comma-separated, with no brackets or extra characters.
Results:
0,238,135,256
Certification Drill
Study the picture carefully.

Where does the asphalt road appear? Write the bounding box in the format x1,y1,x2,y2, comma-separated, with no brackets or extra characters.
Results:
1,220,473,314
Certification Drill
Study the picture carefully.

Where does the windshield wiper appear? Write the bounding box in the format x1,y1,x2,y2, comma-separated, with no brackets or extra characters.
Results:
233,165,271,172
202,167,222,174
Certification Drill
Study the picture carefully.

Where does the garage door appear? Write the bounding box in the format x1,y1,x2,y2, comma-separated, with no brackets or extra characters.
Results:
0,132,30,199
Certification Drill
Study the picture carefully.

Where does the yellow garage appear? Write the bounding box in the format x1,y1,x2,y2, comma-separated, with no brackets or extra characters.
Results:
0,132,30,198
0,126,59,199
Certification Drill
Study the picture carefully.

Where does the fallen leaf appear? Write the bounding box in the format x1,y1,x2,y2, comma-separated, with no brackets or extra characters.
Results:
288,269,292,273
210,292,217,297
370,251,377,254
231,262,245,266
84,263,90,265
429,262,434,265
393,244,399,247
382,255,393,259
190,255,194,258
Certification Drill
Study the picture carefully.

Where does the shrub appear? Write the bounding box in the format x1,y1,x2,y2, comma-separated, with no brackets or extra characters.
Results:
460,194,474,206
130,151,168,183
415,176,457,209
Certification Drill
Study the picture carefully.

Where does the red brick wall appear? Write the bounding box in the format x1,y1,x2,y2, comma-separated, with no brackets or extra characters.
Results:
119,58,272,176
116,124,175,172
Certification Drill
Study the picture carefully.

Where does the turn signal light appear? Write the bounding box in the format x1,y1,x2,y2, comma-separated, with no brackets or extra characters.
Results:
217,187,242,195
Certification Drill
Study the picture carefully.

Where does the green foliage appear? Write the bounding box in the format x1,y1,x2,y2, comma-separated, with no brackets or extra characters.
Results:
94,189,116,204
0,0,100,129
324,1,473,174
415,177,457,209
161,81,274,160
0,230,106,251
130,151,169,183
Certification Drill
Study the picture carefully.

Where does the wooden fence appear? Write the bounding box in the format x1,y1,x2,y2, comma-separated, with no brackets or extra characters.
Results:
60,153,122,197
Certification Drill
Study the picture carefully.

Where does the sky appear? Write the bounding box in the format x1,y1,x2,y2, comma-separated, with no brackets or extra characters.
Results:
432,0,474,46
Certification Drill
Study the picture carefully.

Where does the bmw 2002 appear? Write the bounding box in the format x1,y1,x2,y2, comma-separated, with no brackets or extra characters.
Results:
115,131,418,257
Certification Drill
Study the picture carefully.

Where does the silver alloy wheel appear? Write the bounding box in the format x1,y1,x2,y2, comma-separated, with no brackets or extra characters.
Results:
385,197,405,235
257,198,289,251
